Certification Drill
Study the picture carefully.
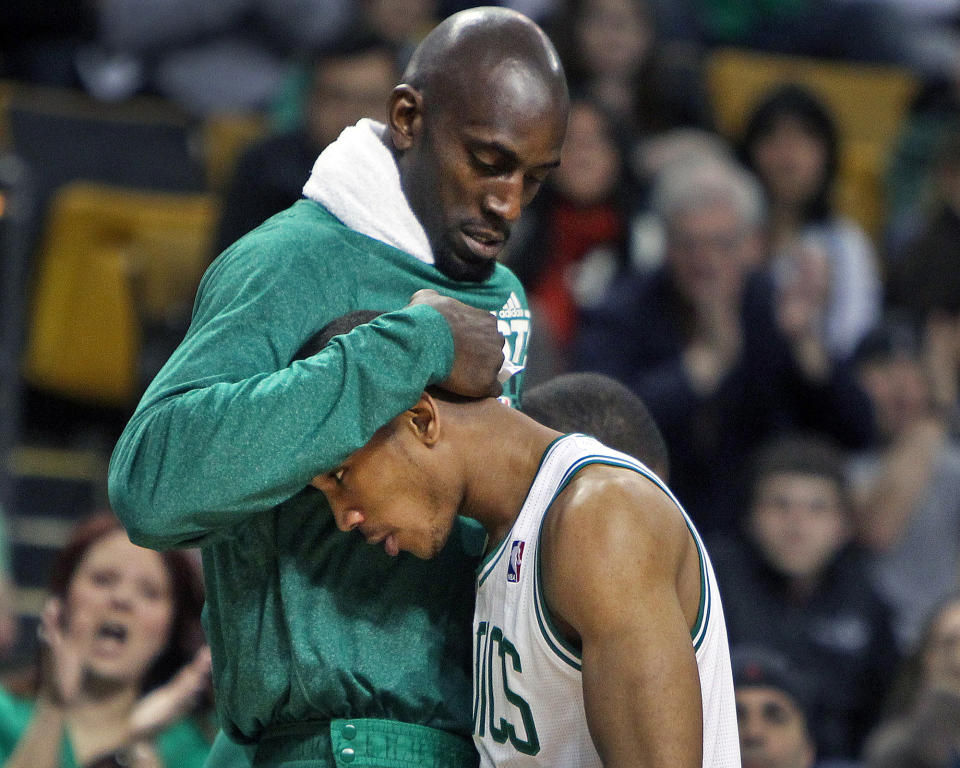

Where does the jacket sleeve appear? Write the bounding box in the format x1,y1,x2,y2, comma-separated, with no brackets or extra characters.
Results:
108,243,454,550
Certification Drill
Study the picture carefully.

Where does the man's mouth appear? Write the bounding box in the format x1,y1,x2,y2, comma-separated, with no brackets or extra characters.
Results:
461,226,506,260
383,534,400,557
365,531,400,557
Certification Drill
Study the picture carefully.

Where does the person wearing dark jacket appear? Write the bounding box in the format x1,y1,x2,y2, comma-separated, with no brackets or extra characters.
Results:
573,157,875,535
214,36,399,254
710,435,899,760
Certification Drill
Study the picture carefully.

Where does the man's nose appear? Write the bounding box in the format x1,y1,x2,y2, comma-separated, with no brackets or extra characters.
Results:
484,174,524,222
334,509,365,533
311,477,365,532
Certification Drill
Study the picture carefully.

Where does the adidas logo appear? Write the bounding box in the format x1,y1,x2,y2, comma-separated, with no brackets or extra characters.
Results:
498,292,529,320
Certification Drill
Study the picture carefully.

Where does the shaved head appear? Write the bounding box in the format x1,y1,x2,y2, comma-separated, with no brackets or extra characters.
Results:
403,6,567,108
389,7,568,281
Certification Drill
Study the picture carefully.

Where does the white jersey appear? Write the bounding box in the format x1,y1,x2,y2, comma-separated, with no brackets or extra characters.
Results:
472,434,741,767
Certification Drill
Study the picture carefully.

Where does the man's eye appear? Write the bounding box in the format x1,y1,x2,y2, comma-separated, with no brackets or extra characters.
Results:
472,156,501,174
332,468,345,484
526,173,548,189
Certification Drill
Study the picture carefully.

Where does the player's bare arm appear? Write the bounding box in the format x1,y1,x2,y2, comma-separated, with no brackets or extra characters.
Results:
540,467,704,768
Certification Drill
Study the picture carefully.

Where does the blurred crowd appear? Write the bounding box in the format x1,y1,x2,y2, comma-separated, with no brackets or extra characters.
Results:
4,0,960,765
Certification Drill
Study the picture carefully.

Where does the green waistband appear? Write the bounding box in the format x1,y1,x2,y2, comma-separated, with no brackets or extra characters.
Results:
254,718,478,768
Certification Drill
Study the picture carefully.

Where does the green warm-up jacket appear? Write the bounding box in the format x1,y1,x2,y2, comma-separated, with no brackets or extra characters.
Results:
108,200,531,744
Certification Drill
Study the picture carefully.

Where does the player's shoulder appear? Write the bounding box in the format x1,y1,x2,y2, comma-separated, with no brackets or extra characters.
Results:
211,201,338,268
203,201,369,296
549,463,681,550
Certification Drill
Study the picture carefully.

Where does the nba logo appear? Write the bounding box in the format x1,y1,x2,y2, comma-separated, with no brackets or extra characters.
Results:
507,540,525,582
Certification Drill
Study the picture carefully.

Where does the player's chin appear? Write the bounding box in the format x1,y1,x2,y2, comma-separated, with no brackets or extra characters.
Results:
411,527,453,560
434,244,498,283
409,542,442,560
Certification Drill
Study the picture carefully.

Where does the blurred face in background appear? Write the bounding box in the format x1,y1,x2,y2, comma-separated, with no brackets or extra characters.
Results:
737,686,816,768
362,0,438,45
65,530,175,687
665,199,755,306
922,600,960,695
306,48,398,149
749,116,827,211
856,353,929,441
749,472,850,583
575,0,653,80
552,100,621,206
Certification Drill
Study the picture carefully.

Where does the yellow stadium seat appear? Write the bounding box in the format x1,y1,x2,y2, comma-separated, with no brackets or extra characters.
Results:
23,182,220,407
201,111,269,191
706,47,918,147
705,47,919,239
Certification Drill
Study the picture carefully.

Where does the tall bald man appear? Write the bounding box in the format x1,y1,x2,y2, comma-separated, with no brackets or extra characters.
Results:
108,8,568,768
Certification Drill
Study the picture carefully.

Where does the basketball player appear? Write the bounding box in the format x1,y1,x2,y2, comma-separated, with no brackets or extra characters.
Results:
309,330,741,768
110,8,567,767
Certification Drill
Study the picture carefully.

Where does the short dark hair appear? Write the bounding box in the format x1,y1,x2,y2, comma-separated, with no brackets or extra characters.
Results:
522,372,670,479
747,434,848,510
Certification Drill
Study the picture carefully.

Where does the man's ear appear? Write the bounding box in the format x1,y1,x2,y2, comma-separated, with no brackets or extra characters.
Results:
406,391,440,446
388,84,422,152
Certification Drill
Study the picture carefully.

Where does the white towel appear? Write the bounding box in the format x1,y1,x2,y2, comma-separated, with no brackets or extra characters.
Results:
303,119,524,385
302,118,434,265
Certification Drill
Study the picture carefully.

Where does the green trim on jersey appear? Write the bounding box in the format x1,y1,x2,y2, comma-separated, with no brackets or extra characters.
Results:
533,547,581,671
525,437,714,670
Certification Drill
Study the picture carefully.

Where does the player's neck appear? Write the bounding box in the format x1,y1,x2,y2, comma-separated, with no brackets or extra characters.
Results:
458,406,560,547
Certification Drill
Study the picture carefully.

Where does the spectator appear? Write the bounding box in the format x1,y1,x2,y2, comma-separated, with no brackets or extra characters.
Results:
547,0,713,143
847,316,960,651
628,126,738,273
883,128,960,441
734,644,862,768
0,512,212,768
863,591,960,768
80,0,355,113
887,128,960,324
710,435,899,759
574,157,875,534
504,96,642,382
739,83,882,364
733,645,818,768
215,35,399,253
885,81,960,257
355,0,441,68
634,126,735,187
